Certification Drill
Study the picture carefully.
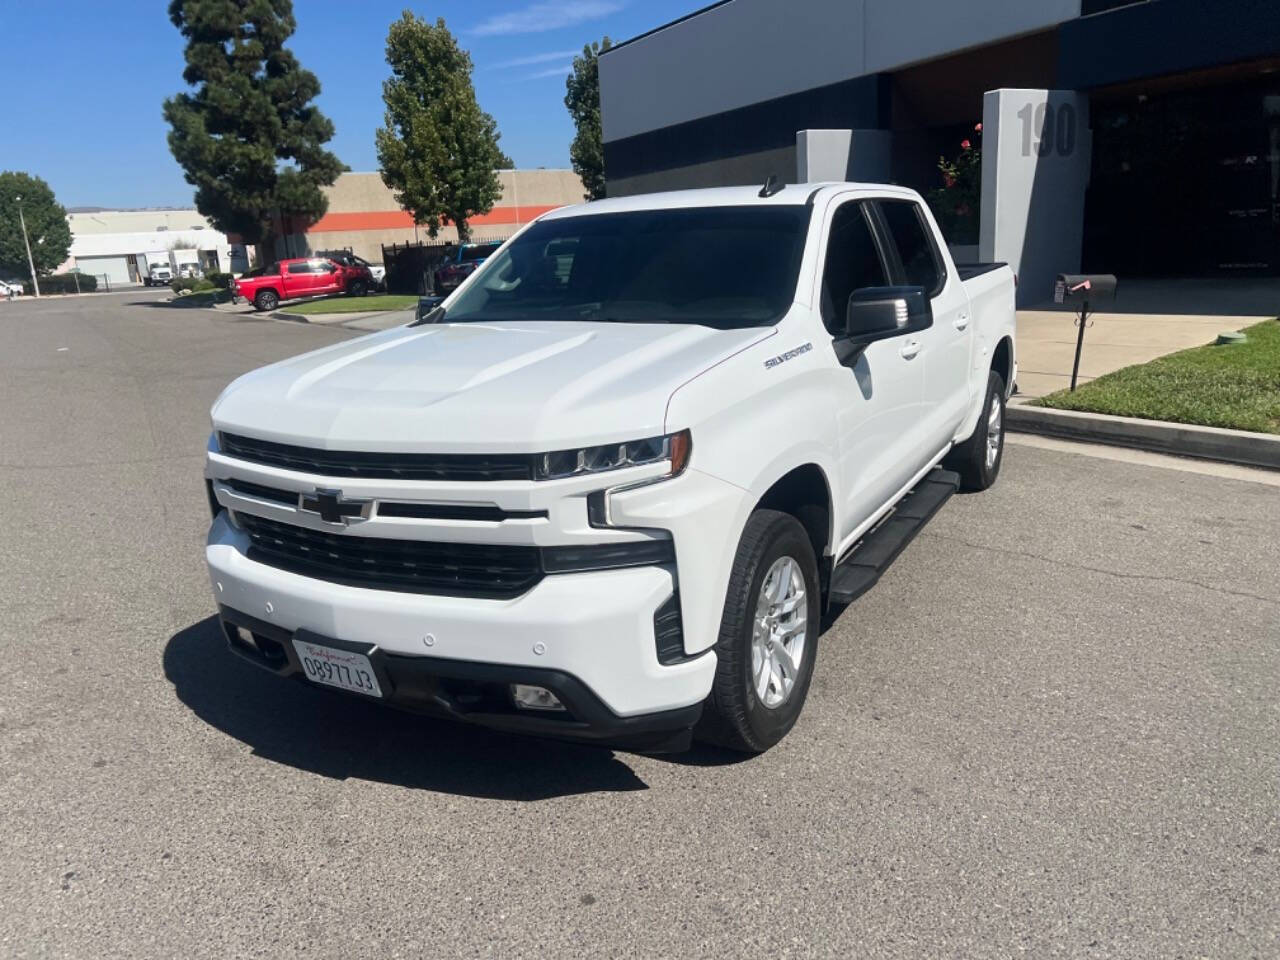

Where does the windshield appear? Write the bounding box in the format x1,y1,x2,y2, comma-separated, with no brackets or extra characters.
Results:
442,206,811,328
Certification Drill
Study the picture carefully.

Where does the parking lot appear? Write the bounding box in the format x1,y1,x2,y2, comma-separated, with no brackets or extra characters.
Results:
2,291,1277,958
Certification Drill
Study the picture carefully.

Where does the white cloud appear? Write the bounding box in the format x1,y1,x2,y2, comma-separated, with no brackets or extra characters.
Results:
526,64,574,79
472,1,623,36
491,49,580,69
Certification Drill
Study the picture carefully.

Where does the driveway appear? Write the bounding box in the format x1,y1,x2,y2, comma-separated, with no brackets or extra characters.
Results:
1,292,1277,957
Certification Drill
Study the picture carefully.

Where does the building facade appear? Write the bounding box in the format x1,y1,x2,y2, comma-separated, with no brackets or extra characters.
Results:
599,0,1280,301
269,169,586,264
64,209,233,285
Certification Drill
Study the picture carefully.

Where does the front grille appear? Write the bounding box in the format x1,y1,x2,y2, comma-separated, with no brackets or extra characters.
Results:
238,514,542,598
220,432,535,482
221,477,295,505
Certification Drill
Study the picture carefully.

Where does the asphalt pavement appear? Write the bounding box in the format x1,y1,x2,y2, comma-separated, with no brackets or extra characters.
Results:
1,291,1277,958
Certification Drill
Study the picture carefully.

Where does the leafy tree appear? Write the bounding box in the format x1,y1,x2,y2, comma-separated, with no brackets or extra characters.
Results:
564,37,611,201
0,172,72,278
163,0,345,259
376,13,511,243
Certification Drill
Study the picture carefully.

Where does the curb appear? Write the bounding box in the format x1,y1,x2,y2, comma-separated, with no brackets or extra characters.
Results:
1006,402,1280,470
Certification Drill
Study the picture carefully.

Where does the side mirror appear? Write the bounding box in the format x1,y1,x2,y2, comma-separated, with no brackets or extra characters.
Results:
846,286,930,339
411,296,445,326
834,286,931,366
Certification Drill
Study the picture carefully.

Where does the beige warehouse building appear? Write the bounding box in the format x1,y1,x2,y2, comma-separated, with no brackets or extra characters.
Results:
266,169,585,264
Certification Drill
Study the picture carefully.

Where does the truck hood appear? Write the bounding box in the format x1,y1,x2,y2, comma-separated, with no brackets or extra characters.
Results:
212,320,773,452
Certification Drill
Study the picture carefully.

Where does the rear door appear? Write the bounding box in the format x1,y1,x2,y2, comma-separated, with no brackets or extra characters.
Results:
816,197,927,538
874,199,972,447
313,259,342,295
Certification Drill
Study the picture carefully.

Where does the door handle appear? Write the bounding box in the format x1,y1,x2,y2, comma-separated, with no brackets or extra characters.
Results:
954,313,970,331
899,339,921,360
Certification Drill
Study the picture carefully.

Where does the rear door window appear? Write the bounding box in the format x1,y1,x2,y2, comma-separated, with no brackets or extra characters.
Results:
877,200,945,296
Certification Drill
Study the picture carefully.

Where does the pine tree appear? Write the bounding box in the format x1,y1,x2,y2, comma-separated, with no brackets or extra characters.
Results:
565,38,611,201
375,13,511,243
163,0,345,259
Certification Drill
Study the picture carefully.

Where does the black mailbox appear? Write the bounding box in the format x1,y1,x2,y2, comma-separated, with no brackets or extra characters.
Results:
1055,274,1117,392
1054,274,1117,304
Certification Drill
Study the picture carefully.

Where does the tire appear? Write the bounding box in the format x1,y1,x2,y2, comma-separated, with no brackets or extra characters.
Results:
348,280,367,298
253,289,279,312
696,509,821,753
944,370,1006,491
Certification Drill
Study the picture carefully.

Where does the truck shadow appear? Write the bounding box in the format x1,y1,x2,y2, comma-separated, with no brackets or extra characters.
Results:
163,616,649,800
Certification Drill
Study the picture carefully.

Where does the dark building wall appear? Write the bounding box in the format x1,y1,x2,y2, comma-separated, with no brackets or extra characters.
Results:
607,145,799,197
1059,0,1280,89
604,74,891,197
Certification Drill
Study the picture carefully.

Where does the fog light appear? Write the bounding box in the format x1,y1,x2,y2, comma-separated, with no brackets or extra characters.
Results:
510,684,565,711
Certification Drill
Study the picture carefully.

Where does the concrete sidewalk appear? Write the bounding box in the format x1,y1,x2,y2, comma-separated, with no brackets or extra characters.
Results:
275,308,414,331
1014,310,1248,398
1015,278,1279,398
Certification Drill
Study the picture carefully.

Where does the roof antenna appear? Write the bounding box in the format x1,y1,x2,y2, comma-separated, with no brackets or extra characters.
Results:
758,174,785,198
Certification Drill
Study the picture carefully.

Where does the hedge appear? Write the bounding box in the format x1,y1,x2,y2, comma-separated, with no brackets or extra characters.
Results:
205,271,233,289
170,276,216,293
26,273,98,295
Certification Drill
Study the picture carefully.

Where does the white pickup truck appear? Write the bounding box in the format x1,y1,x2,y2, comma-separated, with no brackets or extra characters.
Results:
203,182,1016,753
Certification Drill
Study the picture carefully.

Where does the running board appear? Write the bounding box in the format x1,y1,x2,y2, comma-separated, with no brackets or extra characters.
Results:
827,468,960,605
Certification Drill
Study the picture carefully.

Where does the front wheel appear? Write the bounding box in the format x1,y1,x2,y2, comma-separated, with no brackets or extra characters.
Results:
253,289,279,312
348,280,367,298
944,370,1006,491
696,509,821,753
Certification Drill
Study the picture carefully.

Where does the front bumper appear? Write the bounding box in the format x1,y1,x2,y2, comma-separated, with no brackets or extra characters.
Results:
219,605,702,751
206,512,717,747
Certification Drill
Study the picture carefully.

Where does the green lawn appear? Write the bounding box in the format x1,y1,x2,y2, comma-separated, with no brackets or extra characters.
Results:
286,294,419,315
1036,318,1280,434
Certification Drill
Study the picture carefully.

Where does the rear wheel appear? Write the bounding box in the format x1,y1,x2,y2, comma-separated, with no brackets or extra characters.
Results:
253,289,279,312
696,509,820,753
944,370,1006,491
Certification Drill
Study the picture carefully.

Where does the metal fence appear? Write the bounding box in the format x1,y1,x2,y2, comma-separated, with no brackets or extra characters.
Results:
381,240,453,296
380,236,509,296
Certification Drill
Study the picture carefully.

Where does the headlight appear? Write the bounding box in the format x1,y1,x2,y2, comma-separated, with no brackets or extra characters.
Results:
535,429,692,481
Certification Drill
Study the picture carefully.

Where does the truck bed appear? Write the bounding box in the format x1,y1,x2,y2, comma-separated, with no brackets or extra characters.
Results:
955,262,1007,281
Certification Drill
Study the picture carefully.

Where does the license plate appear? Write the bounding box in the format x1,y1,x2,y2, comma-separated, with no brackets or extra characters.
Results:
291,638,383,698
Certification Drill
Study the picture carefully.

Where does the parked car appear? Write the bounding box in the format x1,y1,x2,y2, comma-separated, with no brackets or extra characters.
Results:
1,279,24,298
320,251,382,291
434,241,502,293
231,257,371,311
204,182,1016,754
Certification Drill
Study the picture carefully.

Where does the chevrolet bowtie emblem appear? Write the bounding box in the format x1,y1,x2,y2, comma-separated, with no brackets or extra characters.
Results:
298,488,371,525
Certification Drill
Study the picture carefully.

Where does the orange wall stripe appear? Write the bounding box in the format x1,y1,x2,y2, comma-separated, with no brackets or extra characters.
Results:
304,205,563,234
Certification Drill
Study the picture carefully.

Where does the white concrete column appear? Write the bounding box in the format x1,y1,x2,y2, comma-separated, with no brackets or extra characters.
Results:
797,128,892,183
979,89,1091,306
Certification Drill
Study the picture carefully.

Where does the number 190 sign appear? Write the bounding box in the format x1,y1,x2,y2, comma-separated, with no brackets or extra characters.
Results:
1018,102,1078,157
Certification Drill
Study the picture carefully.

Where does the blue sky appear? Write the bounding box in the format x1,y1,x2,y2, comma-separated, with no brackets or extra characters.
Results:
0,0,694,209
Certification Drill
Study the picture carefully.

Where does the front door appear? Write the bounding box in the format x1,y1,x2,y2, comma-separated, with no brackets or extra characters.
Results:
816,197,927,543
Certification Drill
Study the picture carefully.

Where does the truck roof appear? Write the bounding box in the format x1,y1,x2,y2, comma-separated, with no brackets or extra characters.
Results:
539,182,922,220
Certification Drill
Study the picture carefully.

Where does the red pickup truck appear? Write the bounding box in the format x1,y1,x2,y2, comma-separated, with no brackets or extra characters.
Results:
232,257,373,312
